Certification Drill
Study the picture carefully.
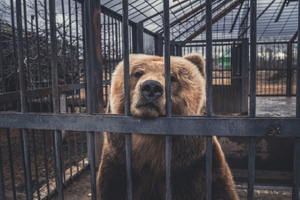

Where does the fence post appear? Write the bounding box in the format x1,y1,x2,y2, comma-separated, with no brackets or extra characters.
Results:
133,22,144,53
155,33,163,56
241,38,249,114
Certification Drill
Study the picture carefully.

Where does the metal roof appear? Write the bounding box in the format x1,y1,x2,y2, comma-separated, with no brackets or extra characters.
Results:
101,0,299,42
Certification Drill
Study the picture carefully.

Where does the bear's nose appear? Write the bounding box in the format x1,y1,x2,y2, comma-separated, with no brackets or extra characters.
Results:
140,80,163,101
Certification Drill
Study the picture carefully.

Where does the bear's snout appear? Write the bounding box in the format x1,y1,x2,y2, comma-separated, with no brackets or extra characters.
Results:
140,80,163,102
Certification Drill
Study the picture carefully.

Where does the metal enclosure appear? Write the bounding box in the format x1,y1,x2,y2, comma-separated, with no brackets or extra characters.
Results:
0,0,299,200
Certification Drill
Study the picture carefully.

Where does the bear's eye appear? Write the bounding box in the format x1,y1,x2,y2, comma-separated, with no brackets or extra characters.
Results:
171,76,177,82
134,72,143,78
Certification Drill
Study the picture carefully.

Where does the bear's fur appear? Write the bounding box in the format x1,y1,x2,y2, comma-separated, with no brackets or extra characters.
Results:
96,54,239,200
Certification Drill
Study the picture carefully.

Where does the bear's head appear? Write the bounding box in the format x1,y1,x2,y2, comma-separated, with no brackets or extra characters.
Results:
109,54,206,118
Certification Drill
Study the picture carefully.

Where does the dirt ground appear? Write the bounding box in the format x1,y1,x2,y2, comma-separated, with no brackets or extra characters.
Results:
51,168,293,200
52,170,91,200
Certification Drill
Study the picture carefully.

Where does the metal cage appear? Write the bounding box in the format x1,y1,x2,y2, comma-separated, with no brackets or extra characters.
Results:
0,0,299,200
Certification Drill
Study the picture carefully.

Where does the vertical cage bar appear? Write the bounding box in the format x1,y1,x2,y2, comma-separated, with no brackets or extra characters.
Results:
287,43,292,96
248,137,256,200
293,139,300,200
16,1,33,200
0,25,7,200
205,0,213,199
296,4,300,117
104,13,108,105
74,133,79,173
88,131,96,200
292,1,300,199
81,132,85,168
19,130,28,200
32,130,41,200
163,1,172,200
42,131,50,197
44,0,50,87
155,33,163,56
67,132,72,179
123,0,130,116
51,131,58,190
23,0,30,90
49,0,63,199
34,0,42,87
92,0,103,115
242,38,249,114
206,136,212,200
7,129,17,200
0,138,5,200
68,0,73,85
123,0,132,200
0,24,4,93
10,0,19,92
54,131,63,199
163,0,171,118
16,0,25,113
248,0,257,200
75,1,82,113
84,0,98,198
61,0,67,85
206,1,213,117
69,0,75,114
249,0,257,118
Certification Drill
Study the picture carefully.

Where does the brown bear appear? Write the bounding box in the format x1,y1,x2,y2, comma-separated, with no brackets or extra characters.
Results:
96,54,239,200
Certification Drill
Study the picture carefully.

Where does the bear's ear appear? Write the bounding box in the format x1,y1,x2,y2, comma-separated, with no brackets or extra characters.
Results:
184,54,206,79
